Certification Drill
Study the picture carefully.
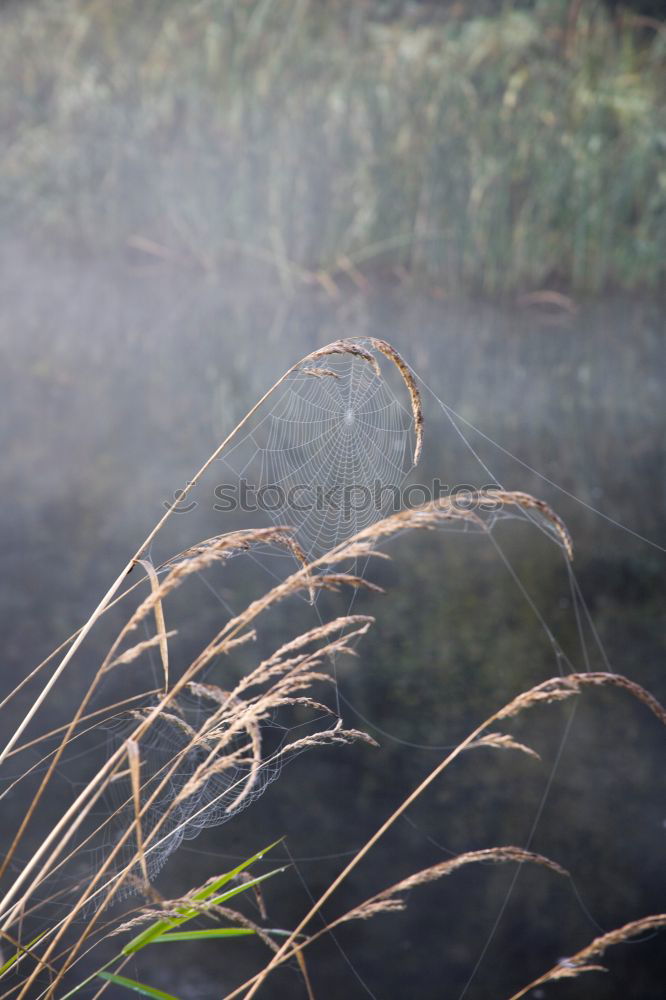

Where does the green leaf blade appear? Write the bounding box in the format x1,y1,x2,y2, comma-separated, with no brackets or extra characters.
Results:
122,842,284,956
0,931,47,977
153,928,255,942
192,839,284,903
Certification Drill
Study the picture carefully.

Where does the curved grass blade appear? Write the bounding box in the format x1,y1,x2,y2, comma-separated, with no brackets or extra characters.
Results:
152,929,255,942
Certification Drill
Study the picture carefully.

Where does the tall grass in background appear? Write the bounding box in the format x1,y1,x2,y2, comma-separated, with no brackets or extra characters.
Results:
1,0,664,294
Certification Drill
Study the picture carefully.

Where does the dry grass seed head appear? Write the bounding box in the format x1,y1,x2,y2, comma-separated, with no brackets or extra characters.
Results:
302,367,340,380
128,528,293,635
110,896,280,954
339,848,568,924
470,732,541,760
279,722,379,758
170,639,358,811
263,615,374,664
509,914,666,998
105,631,177,671
369,338,424,466
232,620,373,697
303,340,381,379
498,673,666,726
483,489,574,561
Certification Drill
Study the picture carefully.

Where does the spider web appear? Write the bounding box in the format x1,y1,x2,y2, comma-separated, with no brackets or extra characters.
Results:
75,352,574,911
88,687,284,903
66,349,573,917
59,356,417,914
218,353,416,562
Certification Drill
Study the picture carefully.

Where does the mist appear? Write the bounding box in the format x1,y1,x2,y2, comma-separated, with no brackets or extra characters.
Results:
1,3,665,999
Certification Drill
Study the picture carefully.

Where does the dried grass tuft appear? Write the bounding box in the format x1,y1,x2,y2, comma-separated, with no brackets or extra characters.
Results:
105,632,177,672
280,721,379,758
302,367,340,380
369,338,424,466
4,335,661,1000
304,340,381,379
509,913,666,999
498,672,666,726
483,489,574,561
110,894,279,953
336,848,567,926
470,732,541,761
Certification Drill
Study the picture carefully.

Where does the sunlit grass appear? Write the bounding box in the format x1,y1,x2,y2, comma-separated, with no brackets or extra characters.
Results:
1,337,664,997
0,0,663,294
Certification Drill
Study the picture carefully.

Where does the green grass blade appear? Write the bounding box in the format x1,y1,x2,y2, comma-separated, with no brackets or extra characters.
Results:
122,919,180,956
97,971,180,999
208,867,286,907
152,929,255,942
125,866,286,955
122,842,283,955
192,839,283,902
0,931,47,976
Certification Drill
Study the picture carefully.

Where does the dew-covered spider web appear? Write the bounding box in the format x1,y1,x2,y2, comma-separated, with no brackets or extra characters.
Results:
217,351,416,563
90,685,284,902
41,349,422,916
40,343,579,926
7,330,659,1000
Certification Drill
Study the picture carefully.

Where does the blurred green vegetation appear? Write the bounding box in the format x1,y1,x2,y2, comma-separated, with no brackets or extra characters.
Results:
1,0,664,295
